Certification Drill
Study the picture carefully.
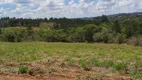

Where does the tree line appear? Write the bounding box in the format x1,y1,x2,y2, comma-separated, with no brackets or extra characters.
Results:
0,13,142,46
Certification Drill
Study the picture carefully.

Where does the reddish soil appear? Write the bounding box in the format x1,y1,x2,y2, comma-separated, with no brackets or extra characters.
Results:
0,72,132,80
0,61,133,80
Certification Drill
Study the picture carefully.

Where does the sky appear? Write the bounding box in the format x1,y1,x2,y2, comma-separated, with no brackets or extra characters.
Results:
0,0,142,18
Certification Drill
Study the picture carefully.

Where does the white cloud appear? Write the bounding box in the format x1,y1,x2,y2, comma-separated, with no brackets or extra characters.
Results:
0,0,142,18
0,0,13,4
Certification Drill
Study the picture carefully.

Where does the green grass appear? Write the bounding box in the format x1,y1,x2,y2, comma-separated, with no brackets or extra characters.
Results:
0,42,142,79
18,65,28,74
132,71,142,79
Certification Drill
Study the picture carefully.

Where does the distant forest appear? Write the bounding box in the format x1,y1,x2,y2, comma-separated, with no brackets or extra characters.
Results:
0,12,142,46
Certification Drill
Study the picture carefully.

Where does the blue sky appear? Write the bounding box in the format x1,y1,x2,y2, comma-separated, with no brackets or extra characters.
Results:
0,0,142,18
0,4,16,9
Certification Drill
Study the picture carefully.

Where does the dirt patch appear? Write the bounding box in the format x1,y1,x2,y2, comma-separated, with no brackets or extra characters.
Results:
0,72,40,80
0,71,133,80
0,60,134,80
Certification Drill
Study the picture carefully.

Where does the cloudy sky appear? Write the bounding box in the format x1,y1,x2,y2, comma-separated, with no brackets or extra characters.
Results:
0,0,142,18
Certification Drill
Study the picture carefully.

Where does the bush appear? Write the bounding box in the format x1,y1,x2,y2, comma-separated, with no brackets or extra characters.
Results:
127,37,138,46
138,41,142,46
18,65,28,74
93,32,103,42
68,28,86,42
127,35,142,46
107,32,116,43
93,27,112,43
1,29,16,42
45,29,67,42
115,33,125,44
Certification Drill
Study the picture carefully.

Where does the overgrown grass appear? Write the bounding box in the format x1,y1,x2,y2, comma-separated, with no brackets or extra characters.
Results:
0,42,142,79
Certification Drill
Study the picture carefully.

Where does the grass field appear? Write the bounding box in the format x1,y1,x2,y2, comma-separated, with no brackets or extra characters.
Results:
0,42,142,80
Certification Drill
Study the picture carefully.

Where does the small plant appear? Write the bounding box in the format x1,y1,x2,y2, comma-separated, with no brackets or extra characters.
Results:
101,61,114,67
65,57,74,64
87,74,94,80
113,63,126,71
78,59,88,69
90,58,100,66
131,71,142,79
0,59,3,63
18,65,28,74
48,67,57,73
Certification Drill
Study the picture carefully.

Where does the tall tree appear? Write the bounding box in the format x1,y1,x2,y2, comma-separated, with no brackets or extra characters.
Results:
113,20,121,33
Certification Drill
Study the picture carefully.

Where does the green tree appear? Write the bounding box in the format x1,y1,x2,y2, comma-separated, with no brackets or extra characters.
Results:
101,15,109,23
83,24,98,42
115,33,124,44
113,20,121,33
1,29,16,42
68,27,85,42
93,27,109,43
45,29,67,42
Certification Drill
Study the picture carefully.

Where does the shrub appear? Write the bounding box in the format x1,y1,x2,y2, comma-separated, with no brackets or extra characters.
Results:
127,35,142,46
107,32,116,43
1,29,16,42
45,29,67,42
127,37,138,46
115,33,125,44
18,65,28,74
93,32,103,42
68,28,86,42
138,41,142,46
93,27,115,43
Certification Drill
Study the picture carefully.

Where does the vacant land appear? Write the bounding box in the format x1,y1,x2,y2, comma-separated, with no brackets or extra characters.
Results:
0,42,142,80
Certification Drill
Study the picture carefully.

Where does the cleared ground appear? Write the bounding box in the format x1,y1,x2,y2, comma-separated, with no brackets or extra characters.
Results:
0,42,142,80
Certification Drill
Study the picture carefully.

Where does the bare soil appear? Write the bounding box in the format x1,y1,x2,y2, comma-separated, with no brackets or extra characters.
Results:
0,59,133,80
0,72,132,80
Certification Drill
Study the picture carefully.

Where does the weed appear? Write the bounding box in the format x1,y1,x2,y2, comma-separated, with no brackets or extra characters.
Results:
18,65,28,74
90,57,100,67
65,57,75,64
131,71,142,79
0,59,3,63
113,63,126,71
100,61,114,67
78,59,88,69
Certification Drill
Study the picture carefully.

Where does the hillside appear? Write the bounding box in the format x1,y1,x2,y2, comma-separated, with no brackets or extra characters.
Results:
0,12,142,46
0,42,142,80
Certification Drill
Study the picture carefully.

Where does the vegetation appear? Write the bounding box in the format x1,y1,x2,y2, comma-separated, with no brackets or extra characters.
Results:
0,12,142,79
18,65,28,74
0,42,142,79
0,13,142,46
